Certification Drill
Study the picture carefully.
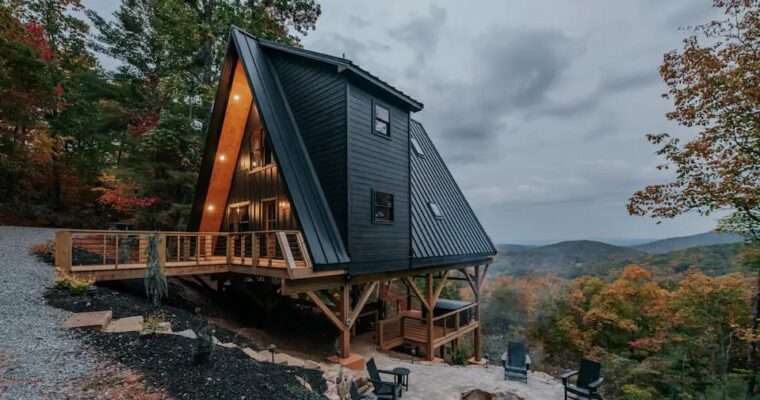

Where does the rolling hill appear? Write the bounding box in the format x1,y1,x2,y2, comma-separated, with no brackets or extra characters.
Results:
633,231,743,254
492,240,645,278
492,239,748,278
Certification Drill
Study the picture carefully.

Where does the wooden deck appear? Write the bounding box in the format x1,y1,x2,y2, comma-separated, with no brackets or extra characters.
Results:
378,302,480,356
55,229,344,282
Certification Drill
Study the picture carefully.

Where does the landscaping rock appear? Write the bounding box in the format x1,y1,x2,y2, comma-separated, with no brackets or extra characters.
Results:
63,310,112,329
173,328,197,339
103,316,143,333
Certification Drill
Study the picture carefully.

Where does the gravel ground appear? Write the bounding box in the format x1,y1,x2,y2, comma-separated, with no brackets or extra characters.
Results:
0,226,97,399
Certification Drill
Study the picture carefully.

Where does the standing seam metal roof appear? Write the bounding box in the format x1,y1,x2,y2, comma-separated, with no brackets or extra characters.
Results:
410,120,497,259
232,29,350,266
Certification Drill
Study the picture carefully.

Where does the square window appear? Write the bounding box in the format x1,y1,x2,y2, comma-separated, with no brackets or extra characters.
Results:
428,202,443,219
373,102,390,137
373,191,394,224
411,137,424,157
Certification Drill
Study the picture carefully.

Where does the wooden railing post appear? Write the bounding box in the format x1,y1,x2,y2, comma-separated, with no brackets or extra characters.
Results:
157,233,167,269
55,231,72,276
277,232,296,277
226,233,233,265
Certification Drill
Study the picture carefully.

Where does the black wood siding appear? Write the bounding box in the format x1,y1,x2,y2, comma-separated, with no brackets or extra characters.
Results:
347,83,411,273
267,51,348,242
224,124,297,231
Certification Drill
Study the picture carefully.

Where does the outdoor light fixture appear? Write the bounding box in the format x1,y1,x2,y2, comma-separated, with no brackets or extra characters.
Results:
279,200,290,210
206,204,214,212
268,344,277,363
232,94,241,101
218,154,226,161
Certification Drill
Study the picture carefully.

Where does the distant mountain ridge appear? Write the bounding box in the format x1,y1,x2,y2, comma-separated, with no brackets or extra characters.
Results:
633,231,744,254
492,231,747,278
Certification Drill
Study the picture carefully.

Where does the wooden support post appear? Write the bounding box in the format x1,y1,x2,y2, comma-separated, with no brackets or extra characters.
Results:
55,231,72,276
157,234,167,269
251,232,259,267
426,273,434,361
340,285,351,358
226,234,232,266
474,265,482,361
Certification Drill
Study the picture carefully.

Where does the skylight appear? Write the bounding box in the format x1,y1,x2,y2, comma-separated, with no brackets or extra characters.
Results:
411,137,424,157
428,202,443,219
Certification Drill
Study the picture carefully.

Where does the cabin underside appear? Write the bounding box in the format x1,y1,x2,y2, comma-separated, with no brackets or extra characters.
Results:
55,230,489,364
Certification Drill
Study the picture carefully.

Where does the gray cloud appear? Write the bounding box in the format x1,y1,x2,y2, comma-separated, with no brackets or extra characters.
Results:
389,5,447,76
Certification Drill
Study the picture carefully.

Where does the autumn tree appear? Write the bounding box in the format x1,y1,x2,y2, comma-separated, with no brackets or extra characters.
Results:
86,0,321,228
627,1,760,393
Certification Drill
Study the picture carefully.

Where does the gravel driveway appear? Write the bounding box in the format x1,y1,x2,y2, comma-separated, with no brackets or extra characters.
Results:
0,226,96,399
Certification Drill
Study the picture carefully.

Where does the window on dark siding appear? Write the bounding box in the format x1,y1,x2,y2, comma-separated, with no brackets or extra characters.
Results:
373,191,394,223
428,201,443,219
250,127,272,170
373,102,390,137
411,137,424,157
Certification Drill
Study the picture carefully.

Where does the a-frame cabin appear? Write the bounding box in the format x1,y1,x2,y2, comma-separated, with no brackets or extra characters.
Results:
56,27,496,365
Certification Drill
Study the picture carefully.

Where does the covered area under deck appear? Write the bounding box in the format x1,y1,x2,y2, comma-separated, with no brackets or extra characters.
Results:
55,229,489,365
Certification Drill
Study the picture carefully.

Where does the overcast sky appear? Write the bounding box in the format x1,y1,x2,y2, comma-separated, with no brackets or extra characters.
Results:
84,0,726,244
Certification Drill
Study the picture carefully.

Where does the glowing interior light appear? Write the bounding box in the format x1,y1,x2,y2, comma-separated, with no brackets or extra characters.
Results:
232,94,241,101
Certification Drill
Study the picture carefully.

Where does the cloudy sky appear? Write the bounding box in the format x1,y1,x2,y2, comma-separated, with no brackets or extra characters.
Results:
84,0,725,244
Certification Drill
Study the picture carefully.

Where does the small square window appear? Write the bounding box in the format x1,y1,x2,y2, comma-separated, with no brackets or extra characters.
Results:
411,137,424,157
373,190,394,224
428,202,443,219
373,102,390,137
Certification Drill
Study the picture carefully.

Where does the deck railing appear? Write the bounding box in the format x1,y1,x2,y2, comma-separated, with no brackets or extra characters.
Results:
55,229,311,279
377,303,479,351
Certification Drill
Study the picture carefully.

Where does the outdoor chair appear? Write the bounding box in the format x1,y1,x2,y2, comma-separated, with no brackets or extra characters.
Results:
561,358,605,400
366,358,403,400
351,380,378,400
503,341,528,383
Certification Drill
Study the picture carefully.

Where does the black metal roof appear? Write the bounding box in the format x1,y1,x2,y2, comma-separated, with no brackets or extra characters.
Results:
254,35,423,112
410,120,497,264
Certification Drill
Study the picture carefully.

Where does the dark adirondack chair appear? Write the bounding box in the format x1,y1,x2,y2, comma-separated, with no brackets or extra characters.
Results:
351,380,378,400
503,341,528,383
561,358,604,400
366,358,403,400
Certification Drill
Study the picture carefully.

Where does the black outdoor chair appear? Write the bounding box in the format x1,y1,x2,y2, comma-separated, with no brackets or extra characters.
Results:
351,380,378,400
503,341,528,383
366,358,403,400
561,358,605,400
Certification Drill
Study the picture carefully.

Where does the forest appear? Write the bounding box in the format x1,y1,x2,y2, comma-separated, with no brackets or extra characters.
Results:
2,1,760,399
0,0,320,229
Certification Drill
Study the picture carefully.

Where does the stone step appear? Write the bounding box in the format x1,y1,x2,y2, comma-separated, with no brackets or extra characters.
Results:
103,316,144,333
63,311,113,330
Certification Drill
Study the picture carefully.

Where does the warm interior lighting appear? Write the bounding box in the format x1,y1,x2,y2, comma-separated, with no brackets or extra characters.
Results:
206,204,215,212
279,200,290,210
232,94,241,101
218,154,227,161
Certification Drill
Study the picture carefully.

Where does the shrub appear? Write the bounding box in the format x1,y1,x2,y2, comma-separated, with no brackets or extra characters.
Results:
449,344,471,366
54,276,92,296
30,241,54,264
143,310,168,334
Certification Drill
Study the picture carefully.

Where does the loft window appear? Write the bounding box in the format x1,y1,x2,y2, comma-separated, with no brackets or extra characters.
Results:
411,137,424,157
373,102,390,137
372,190,394,224
428,202,443,219
250,126,272,170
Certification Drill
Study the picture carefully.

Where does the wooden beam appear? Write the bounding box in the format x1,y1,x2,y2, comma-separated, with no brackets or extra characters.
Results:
55,231,72,276
277,232,296,277
348,281,378,328
460,268,478,300
432,270,450,305
403,277,431,311
479,264,490,289
305,291,345,332
426,273,434,361
340,285,351,358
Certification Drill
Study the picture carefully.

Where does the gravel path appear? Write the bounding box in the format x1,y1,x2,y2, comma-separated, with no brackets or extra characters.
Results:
0,226,97,399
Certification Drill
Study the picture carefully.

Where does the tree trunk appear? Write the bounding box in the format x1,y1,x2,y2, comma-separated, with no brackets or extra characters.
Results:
746,266,760,398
